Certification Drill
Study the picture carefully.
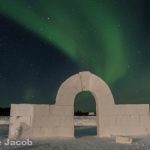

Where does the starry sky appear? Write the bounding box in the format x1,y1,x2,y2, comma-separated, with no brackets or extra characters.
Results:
0,0,150,111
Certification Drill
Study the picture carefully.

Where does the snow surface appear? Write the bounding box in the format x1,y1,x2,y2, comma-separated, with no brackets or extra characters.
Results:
0,125,150,150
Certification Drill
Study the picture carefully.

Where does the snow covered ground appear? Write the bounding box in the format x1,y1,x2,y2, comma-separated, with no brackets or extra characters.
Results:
0,125,150,150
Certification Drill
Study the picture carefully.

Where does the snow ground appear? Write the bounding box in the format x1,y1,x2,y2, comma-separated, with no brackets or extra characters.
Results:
0,125,150,150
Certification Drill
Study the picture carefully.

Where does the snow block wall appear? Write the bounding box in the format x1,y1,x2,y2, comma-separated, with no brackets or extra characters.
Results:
9,71,150,139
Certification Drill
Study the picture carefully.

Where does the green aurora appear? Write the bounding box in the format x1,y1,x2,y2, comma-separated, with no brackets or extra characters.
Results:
0,0,127,84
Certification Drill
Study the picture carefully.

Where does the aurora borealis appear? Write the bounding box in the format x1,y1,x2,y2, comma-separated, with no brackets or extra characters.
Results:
0,0,150,111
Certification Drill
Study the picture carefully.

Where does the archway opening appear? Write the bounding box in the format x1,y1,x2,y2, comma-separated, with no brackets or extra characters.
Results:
74,91,97,138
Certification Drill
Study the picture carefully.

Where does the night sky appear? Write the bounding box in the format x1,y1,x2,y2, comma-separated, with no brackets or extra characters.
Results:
0,0,150,111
